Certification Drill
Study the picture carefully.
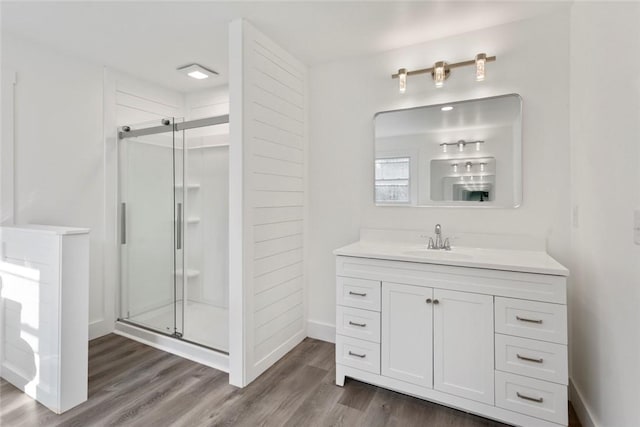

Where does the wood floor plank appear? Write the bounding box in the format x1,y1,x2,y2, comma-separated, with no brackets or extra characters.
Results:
0,336,582,427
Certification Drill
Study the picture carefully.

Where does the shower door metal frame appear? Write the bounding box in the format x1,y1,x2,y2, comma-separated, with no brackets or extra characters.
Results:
119,115,229,140
117,114,230,350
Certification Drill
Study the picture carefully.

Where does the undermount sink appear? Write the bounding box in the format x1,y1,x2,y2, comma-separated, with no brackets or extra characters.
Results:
402,249,473,260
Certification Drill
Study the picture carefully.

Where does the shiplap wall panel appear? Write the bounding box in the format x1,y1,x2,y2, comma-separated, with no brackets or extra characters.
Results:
253,262,304,294
253,207,303,225
254,220,303,242
230,20,307,386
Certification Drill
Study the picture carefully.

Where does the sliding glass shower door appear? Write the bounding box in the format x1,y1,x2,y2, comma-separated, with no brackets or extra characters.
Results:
118,118,184,337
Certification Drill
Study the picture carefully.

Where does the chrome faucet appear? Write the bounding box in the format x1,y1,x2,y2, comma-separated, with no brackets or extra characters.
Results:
427,224,451,250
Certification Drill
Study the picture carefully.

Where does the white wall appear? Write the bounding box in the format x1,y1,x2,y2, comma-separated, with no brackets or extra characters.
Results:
1,34,109,336
307,11,571,335
569,3,640,426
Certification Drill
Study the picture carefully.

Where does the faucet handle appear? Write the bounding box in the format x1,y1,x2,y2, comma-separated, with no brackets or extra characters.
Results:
427,237,435,249
443,238,451,251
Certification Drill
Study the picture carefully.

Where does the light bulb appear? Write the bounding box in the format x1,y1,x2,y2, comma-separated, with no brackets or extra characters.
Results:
480,163,486,172
466,162,473,172
452,163,458,172
458,141,465,152
433,61,446,88
475,53,487,82
442,144,447,153
476,142,481,151
398,68,407,94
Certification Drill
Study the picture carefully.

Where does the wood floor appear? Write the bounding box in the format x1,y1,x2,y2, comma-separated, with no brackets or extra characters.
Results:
1,334,580,427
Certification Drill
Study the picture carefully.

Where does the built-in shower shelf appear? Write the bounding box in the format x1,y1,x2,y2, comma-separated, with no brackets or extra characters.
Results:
187,217,200,224
174,184,201,190
175,269,200,279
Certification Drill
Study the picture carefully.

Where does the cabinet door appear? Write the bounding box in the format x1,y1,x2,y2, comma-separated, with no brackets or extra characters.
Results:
381,282,433,388
433,289,494,404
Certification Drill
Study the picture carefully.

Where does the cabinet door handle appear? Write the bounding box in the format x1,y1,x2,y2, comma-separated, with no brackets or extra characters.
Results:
516,392,544,403
516,354,544,363
433,299,440,305
348,351,366,358
349,291,367,297
516,315,543,324
348,321,367,327
426,298,432,304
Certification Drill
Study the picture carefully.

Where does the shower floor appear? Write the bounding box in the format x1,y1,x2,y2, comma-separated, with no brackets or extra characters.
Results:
130,301,228,352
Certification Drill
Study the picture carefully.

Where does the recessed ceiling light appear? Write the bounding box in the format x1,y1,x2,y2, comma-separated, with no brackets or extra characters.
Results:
441,106,454,111
177,63,218,80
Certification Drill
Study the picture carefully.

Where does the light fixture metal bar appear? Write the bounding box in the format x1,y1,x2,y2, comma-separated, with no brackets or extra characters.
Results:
118,114,229,139
440,140,484,147
391,55,496,79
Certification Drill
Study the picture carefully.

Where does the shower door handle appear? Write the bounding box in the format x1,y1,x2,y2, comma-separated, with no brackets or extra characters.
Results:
121,202,127,244
177,203,183,250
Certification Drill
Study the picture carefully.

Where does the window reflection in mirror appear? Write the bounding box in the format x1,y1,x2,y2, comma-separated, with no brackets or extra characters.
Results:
374,94,522,208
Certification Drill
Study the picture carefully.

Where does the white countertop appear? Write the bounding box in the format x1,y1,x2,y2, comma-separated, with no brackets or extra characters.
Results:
0,224,90,235
334,241,569,276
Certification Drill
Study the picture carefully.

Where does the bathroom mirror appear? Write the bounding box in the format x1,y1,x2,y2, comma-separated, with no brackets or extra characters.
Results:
374,94,522,207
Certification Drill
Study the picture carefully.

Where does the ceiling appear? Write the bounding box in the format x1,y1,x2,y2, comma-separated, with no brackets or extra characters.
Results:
1,1,568,93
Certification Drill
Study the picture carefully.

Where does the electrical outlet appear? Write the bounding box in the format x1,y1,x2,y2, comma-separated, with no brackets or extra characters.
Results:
635,210,640,245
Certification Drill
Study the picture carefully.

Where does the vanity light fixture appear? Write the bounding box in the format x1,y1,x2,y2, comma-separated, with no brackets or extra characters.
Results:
480,162,487,172
433,61,448,88
475,53,487,81
439,139,485,152
177,63,219,80
398,68,407,93
452,163,458,172
466,162,473,172
391,53,495,92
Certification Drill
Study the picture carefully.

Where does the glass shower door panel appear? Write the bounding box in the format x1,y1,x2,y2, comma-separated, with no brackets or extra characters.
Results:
120,119,179,335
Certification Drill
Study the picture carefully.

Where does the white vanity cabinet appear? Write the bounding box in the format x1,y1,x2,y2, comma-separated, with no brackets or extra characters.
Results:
381,282,433,387
335,249,569,427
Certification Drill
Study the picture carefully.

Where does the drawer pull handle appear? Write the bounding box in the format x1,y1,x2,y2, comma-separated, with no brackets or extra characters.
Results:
426,298,432,304
516,392,544,403
516,316,543,324
516,354,544,364
348,321,367,327
349,291,367,297
348,351,366,358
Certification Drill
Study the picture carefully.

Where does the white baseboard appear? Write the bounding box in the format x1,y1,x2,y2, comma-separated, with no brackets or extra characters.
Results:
307,319,335,343
89,319,114,340
569,379,598,427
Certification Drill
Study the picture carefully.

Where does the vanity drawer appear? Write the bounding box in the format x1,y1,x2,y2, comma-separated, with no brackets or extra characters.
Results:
495,334,567,385
495,371,568,425
336,335,380,374
337,277,381,311
495,297,567,344
336,306,381,343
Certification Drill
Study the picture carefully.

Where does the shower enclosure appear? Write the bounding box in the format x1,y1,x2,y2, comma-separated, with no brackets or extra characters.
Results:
117,115,229,353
